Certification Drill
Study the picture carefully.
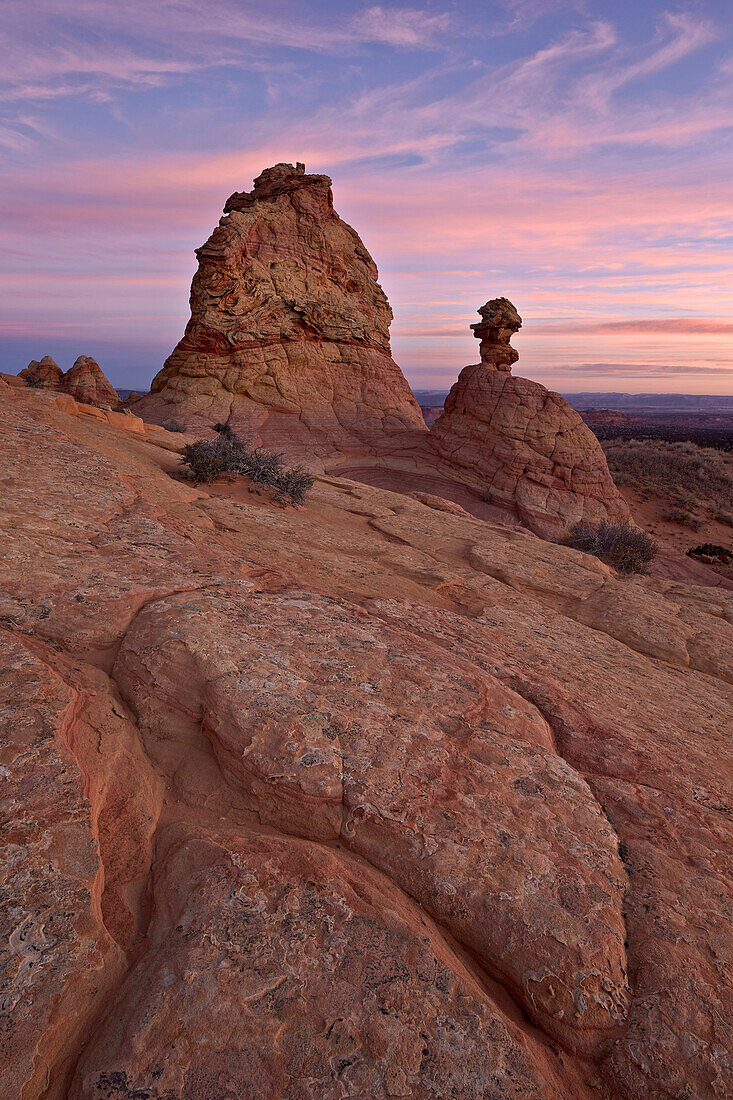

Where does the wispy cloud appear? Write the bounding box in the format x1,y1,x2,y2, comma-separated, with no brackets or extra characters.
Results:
1,1,732,392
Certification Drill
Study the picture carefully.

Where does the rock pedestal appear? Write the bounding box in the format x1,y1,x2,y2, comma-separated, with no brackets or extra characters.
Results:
429,299,629,535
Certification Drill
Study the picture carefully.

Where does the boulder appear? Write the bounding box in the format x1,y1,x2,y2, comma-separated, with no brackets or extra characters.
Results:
53,393,79,415
429,299,629,536
131,162,425,453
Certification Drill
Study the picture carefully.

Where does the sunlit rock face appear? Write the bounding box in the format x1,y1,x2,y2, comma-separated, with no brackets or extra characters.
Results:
19,355,119,407
130,162,425,454
429,298,629,535
1,387,732,1100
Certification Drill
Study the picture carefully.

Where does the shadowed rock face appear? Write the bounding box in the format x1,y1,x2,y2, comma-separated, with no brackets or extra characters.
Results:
131,161,425,452
429,299,629,536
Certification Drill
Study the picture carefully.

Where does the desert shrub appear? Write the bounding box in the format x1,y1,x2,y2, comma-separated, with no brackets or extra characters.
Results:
687,543,732,564
559,518,658,575
181,431,313,506
271,465,314,506
213,422,234,438
603,439,733,515
163,419,187,433
662,507,704,530
716,510,733,527
25,375,45,388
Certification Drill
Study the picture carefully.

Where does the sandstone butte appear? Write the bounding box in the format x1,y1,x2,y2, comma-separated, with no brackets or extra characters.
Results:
129,161,426,451
1,164,732,1100
18,354,121,408
126,162,628,535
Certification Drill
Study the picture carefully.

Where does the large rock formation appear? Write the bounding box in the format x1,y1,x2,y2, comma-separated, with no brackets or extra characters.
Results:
130,162,425,452
1,387,732,1098
429,299,629,535
19,355,120,407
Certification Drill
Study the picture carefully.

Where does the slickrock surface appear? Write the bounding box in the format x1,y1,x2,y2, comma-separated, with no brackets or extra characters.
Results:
130,162,425,451
429,300,629,536
2,385,731,1099
18,354,120,407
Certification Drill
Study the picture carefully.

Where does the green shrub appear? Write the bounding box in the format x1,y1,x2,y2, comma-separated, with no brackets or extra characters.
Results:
181,431,314,506
559,519,658,575
25,375,45,388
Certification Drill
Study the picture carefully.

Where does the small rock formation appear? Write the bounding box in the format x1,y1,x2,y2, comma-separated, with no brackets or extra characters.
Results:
62,356,120,407
429,299,629,535
20,355,64,388
130,162,425,452
18,354,119,407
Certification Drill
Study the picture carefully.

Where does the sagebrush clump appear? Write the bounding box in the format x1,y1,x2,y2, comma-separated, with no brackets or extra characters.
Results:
559,518,658,575
603,439,733,517
181,431,314,506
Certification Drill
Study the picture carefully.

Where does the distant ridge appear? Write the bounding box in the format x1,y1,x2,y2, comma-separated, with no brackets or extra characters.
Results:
414,390,733,413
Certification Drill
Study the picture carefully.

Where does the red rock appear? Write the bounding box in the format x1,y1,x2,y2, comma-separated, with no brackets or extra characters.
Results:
2,384,731,1100
75,403,108,422
61,356,120,407
20,354,64,388
105,409,144,433
0,371,26,388
53,393,79,415
71,826,575,1100
131,162,425,452
429,300,629,536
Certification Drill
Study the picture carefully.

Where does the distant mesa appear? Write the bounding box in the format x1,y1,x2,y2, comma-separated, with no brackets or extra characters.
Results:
129,161,425,452
19,354,120,408
428,298,629,536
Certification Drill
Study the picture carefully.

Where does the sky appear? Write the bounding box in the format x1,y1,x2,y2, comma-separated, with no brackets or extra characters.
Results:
1,0,732,395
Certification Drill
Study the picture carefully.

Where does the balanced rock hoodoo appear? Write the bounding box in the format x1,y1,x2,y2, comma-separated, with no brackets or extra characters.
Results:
130,162,425,452
429,299,629,535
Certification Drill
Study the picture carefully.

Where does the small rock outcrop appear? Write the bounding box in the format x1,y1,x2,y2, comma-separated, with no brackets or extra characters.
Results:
62,355,120,407
18,355,119,407
429,299,629,535
20,355,64,388
130,162,425,452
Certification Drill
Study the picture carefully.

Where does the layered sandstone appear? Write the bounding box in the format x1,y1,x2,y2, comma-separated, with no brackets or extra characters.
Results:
19,354,120,407
429,299,629,535
130,162,425,452
1,386,731,1099
21,354,64,388
62,355,120,407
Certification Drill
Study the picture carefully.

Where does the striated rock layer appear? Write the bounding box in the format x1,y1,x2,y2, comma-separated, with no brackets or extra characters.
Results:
19,355,120,407
1,383,731,1099
428,299,629,535
130,162,425,452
